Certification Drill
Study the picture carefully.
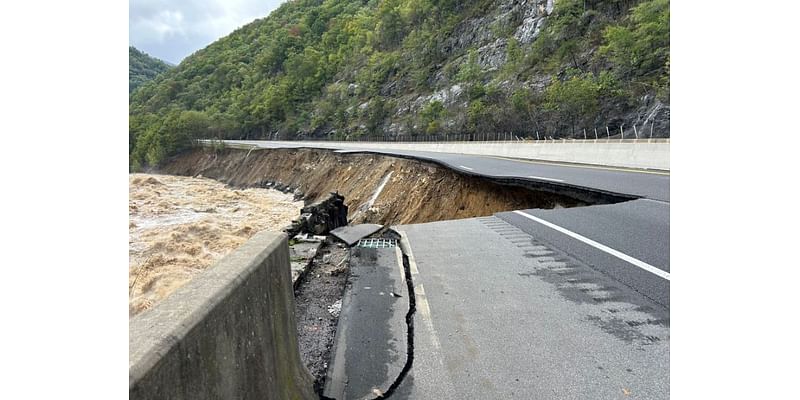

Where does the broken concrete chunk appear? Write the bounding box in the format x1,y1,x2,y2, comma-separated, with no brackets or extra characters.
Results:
327,299,342,317
330,224,384,246
292,233,327,243
288,240,324,287
285,192,348,237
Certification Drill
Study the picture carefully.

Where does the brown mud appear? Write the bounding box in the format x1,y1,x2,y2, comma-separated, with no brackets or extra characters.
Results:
161,147,592,225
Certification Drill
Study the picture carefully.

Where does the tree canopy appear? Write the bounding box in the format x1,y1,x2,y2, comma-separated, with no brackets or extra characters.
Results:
129,0,670,169
129,46,172,94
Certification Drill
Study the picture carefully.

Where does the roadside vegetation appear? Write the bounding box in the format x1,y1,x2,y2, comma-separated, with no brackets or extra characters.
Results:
129,0,669,169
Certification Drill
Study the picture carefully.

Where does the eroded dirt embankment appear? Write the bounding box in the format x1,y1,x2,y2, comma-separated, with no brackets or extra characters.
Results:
161,147,588,225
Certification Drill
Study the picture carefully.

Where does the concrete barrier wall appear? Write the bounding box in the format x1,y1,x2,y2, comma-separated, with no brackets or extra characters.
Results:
266,140,670,170
129,231,317,400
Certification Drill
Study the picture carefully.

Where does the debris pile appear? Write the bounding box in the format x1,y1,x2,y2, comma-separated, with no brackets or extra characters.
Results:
285,192,348,236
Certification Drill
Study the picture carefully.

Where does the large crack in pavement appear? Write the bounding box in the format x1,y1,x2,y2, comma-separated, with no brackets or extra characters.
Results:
321,245,416,400
374,252,415,399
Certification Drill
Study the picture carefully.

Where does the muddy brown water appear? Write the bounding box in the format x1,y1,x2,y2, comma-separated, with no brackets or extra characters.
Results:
128,173,303,317
132,148,622,318
134,147,625,392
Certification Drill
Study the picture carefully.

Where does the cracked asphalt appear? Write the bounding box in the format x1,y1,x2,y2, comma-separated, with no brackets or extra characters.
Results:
228,140,670,398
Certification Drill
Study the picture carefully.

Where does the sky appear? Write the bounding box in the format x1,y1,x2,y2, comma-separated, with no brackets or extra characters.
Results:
130,0,287,65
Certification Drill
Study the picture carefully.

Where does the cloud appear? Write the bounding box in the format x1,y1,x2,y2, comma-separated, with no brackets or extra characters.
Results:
130,0,286,64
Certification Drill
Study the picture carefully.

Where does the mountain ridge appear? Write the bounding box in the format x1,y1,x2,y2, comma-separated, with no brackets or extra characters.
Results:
129,0,669,169
129,46,173,94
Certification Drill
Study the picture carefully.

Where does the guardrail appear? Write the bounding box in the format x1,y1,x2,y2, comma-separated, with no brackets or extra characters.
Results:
214,139,670,171
293,138,670,144
129,230,316,400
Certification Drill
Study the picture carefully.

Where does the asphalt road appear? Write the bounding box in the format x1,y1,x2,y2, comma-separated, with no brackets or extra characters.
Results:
226,140,670,397
230,140,670,201
230,140,671,301
498,198,670,308
324,246,408,399
394,218,669,399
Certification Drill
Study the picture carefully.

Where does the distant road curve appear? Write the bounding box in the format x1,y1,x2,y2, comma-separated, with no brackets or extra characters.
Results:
216,139,669,201
213,139,671,397
217,139,670,307
216,139,669,171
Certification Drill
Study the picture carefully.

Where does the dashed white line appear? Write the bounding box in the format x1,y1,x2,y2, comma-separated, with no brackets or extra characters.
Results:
527,175,564,183
512,210,670,280
458,165,474,171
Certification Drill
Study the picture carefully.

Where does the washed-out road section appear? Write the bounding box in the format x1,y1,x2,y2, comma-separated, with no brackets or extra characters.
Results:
218,140,670,398
224,139,670,303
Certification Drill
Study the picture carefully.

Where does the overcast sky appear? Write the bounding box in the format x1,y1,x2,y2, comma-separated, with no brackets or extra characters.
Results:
130,0,287,65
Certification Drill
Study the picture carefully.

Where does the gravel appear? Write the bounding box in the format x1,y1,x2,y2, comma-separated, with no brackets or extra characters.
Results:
293,242,349,393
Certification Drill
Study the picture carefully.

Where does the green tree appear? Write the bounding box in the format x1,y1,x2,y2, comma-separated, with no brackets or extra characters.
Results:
467,100,493,133
505,37,522,72
365,98,389,135
544,74,600,136
600,0,669,83
174,110,211,144
377,0,407,49
510,89,540,133
127,0,670,168
556,39,581,70
420,100,445,134
456,48,481,83
129,46,172,93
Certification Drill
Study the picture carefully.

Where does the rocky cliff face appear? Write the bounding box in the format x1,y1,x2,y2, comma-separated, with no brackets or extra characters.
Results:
129,0,670,168
377,0,669,139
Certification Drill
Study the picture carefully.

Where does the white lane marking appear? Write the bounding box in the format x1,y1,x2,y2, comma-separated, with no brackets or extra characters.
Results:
640,198,671,206
395,246,406,281
486,155,670,176
512,210,670,281
413,285,442,353
527,175,564,183
458,165,474,171
363,171,393,210
397,230,443,355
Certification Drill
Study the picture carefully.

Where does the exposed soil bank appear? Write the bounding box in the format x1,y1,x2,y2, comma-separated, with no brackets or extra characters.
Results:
162,147,603,225
128,173,303,317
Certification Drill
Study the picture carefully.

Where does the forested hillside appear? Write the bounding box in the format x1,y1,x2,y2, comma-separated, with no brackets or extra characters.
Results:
129,46,173,93
129,0,669,169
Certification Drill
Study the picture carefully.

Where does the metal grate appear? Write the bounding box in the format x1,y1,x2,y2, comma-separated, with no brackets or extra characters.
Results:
356,238,397,248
